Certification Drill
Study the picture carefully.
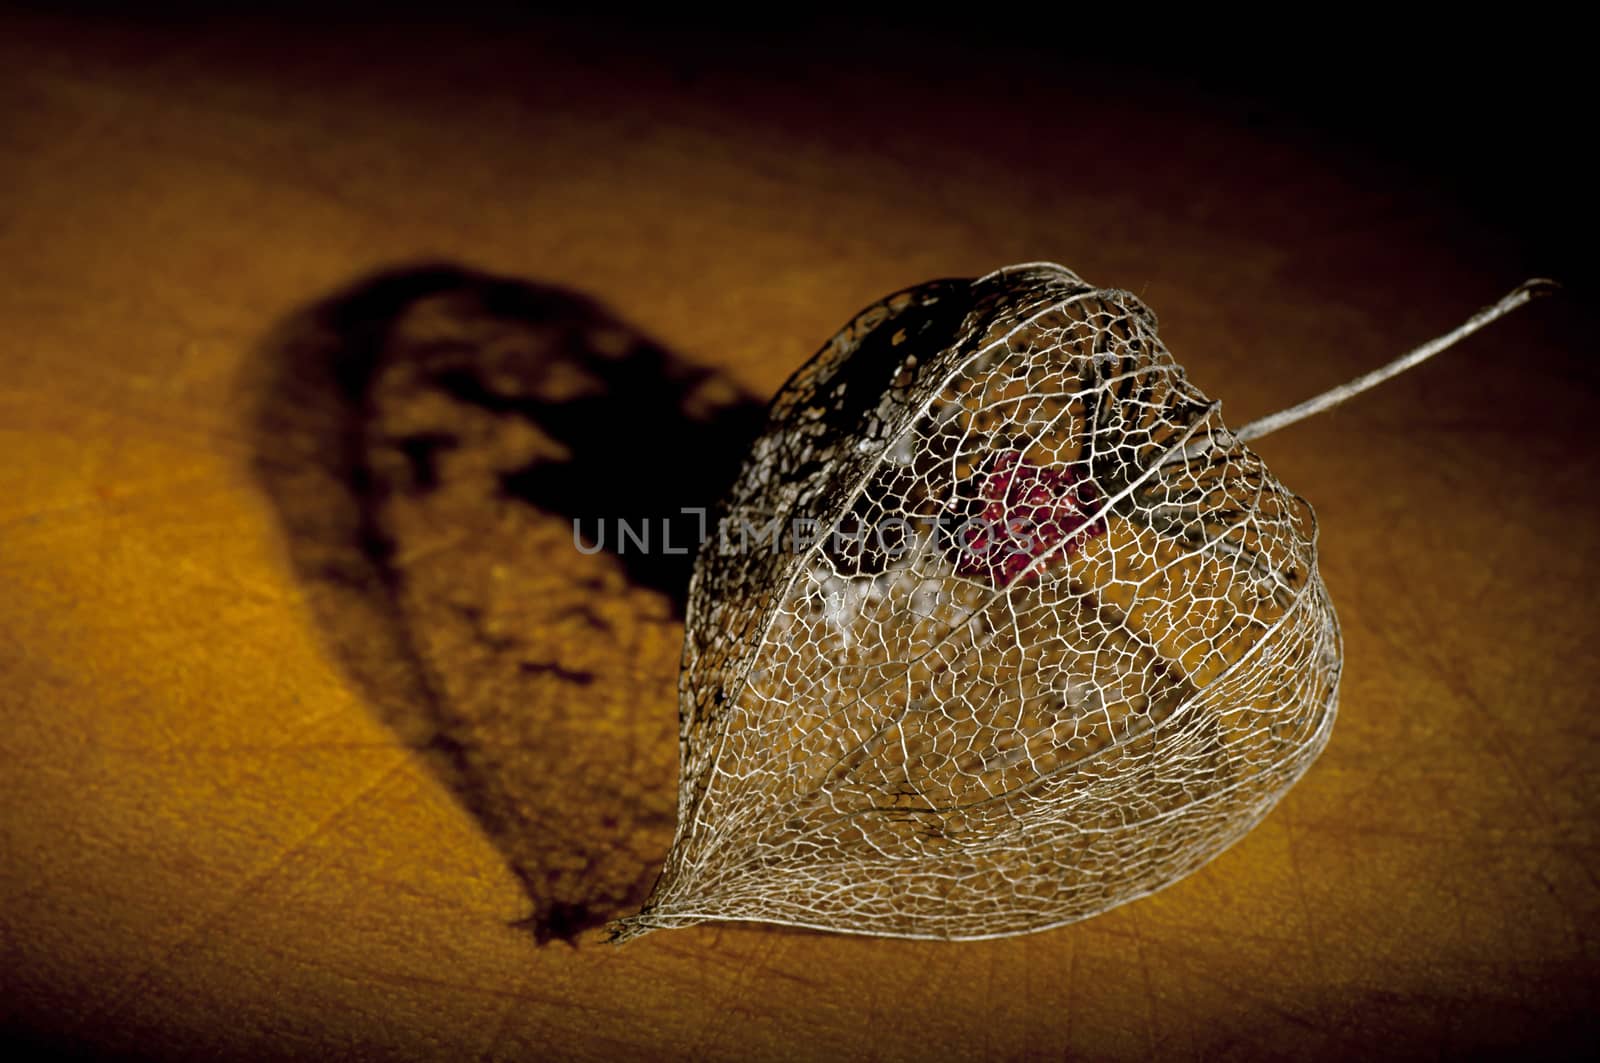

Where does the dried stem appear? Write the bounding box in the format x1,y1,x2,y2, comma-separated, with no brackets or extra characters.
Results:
1235,278,1559,443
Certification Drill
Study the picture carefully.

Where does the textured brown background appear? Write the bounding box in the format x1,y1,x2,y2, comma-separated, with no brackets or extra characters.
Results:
2,10,1595,1060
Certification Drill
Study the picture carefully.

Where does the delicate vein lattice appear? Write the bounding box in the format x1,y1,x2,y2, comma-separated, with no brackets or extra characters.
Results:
611,263,1546,942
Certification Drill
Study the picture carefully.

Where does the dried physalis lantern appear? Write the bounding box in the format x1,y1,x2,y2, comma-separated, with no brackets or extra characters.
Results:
612,264,1553,941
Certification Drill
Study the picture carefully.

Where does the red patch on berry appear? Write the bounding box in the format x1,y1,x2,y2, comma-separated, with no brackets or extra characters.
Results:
956,450,1105,587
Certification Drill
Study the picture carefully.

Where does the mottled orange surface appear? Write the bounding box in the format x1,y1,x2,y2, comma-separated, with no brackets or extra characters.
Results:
2,13,1594,1060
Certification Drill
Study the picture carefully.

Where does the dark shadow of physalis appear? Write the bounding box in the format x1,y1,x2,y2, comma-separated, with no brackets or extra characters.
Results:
245,264,766,943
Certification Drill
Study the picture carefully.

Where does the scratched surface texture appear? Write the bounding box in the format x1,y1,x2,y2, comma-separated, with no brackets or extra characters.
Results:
1,12,1594,1061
